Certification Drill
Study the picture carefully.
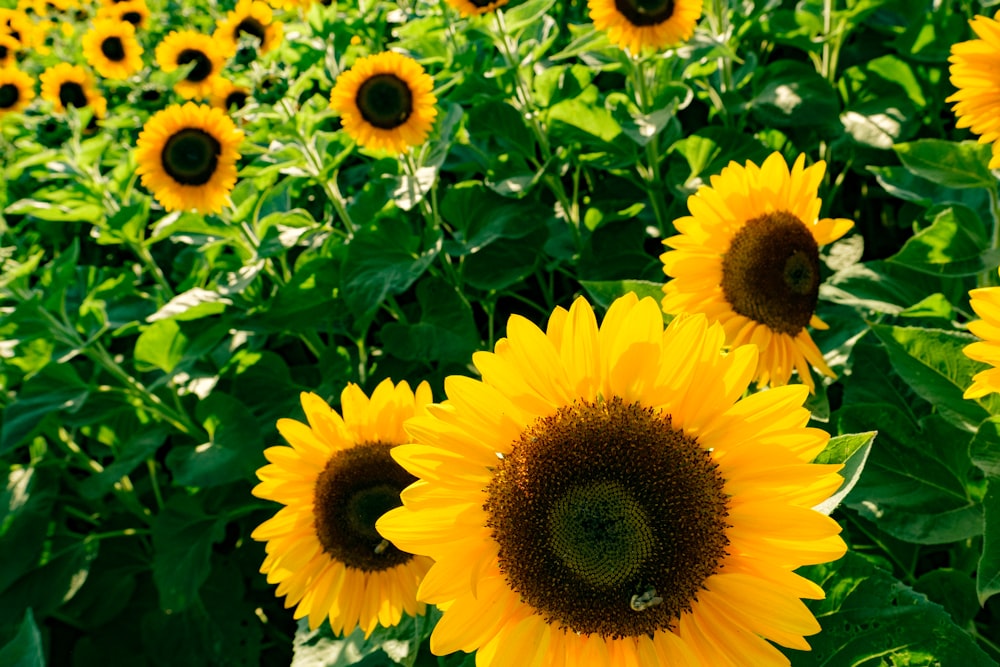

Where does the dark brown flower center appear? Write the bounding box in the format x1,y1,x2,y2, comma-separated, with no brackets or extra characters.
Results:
721,210,821,336
177,48,213,83
313,441,415,572
160,128,221,186
58,82,87,109
100,36,126,62
122,11,141,25
0,83,18,109
355,73,412,130
484,398,730,638
613,0,676,26
234,17,266,42
224,91,248,110
0,44,9,61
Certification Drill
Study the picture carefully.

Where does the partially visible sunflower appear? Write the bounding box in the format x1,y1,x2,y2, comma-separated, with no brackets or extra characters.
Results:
252,379,435,636
330,51,437,154
81,18,143,80
378,294,847,666
96,0,149,29
0,67,35,116
134,102,244,213
210,77,251,112
39,63,106,117
266,0,312,10
0,33,20,67
0,9,40,50
964,277,1000,398
444,0,508,17
156,30,225,99
661,152,854,392
213,0,282,58
588,0,703,53
948,10,1000,169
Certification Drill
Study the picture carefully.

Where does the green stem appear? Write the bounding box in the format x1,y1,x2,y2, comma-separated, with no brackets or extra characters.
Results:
146,459,165,511
631,56,672,236
982,183,1000,287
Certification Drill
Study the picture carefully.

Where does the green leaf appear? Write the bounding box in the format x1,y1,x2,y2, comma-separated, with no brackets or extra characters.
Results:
0,609,44,667
913,569,980,627
463,227,547,291
292,608,440,667
78,425,169,500
978,478,1000,605
899,293,954,320
749,61,840,128
887,206,999,276
579,280,666,312
151,494,225,613
134,319,189,374
0,468,56,597
820,260,941,315
440,183,547,254
665,127,771,195
797,552,994,666
382,277,480,364
811,432,876,516
893,140,995,189
0,363,90,455
147,288,232,322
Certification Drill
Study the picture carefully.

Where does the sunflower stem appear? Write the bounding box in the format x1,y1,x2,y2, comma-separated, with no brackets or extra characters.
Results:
146,459,165,511
325,169,358,236
631,56,672,237
983,181,1000,288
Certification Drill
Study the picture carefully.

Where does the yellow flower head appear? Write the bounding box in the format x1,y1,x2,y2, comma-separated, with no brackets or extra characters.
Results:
964,275,1000,398
155,30,225,99
96,0,150,29
661,152,854,392
0,67,35,116
81,18,144,81
588,0,703,53
39,63,107,117
213,0,283,58
948,10,1000,169
252,379,434,636
378,294,847,667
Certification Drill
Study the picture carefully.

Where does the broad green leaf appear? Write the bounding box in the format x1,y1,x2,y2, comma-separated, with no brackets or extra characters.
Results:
292,608,441,667
811,432,876,516
899,293,954,320
665,127,771,194
440,183,548,254
979,479,1000,605
579,280,666,312
548,97,623,144
870,165,991,211
382,277,480,364
0,535,98,628
146,288,232,322
971,416,1000,477
464,227,547,291
78,426,169,500
820,261,942,315
134,319,188,374
914,569,980,627
887,206,999,276
0,468,56,597
151,495,225,613
0,609,44,667
893,140,995,189
749,61,840,128
500,0,557,33
0,363,90,455
797,552,993,666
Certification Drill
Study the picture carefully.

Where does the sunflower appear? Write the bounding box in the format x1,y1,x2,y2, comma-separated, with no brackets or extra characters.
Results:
0,67,35,116
329,51,437,154
588,0,703,53
96,0,149,29
213,0,282,58
252,380,435,636
156,30,225,99
210,77,251,112
445,0,508,17
134,102,244,214
0,9,40,50
964,278,1000,398
377,294,846,666
948,10,1000,169
39,63,107,117
0,33,20,67
661,152,853,393
81,18,143,80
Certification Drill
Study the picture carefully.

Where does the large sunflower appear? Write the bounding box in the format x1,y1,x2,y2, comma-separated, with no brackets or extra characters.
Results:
213,0,282,58
81,18,144,80
378,294,847,667
155,30,224,99
588,0,703,53
964,278,1000,398
948,10,1000,169
445,0,508,17
39,63,107,117
96,0,150,29
661,152,854,392
0,67,35,116
252,380,435,636
329,51,437,154
134,102,244,214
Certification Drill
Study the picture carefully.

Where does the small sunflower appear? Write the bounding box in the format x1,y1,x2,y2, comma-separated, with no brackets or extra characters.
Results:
134,102,244,214
948,10,1000,169
81,18,143,80
210,77,251,112
213,0,282,58
96,0,149,29
964,277,1000,398
0,67,35,116
588,0,703,53
156,30,225,99
0,33,20,67
0,9,40,50
661,152,854,392
444,0,508,17
330,51,437,154
252,380,435,636
39,63,107,117
378,294,846,666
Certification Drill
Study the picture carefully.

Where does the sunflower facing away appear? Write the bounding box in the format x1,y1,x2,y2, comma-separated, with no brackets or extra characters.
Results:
252,380,435,636
588,0,703,53
0,67,34,116
963,277,1000,398
661,152,854,393
948,10,1000,169
134,102,244,214
155,30,224,99
444,0,508,17
213,0,282,58
330,51,437,154
39,63,107,117
378,294,847,667
81,18,144,80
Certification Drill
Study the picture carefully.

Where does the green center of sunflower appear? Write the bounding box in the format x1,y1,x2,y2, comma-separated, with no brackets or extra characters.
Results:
485,398,730,639
355,74,413,130
100,36,126,62
0,83,18,109
177,49,213,83
313,442,415,572
160,128,221,186
235,17,266,42
122,11,141,25
58,82,87,109
721,210,821,336
613,0,676,27
225,91,248,110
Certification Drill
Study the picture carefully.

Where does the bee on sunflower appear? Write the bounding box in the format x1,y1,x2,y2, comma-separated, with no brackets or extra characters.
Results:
0,67,35,116
213,0,282,58
81,18,144,80
39,63,107,117
134,102,244,214
252,379,435,636
588,0,703,53
329,51,437,154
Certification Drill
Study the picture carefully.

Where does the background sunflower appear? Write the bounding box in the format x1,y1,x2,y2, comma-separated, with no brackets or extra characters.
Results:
0,67,34,115
39,63,106,117
155,30,223,99
81,18,144,80
588,0,703,53
213,0,282,58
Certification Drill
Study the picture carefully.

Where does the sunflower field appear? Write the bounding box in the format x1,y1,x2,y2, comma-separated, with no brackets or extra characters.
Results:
3,0,1000,665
